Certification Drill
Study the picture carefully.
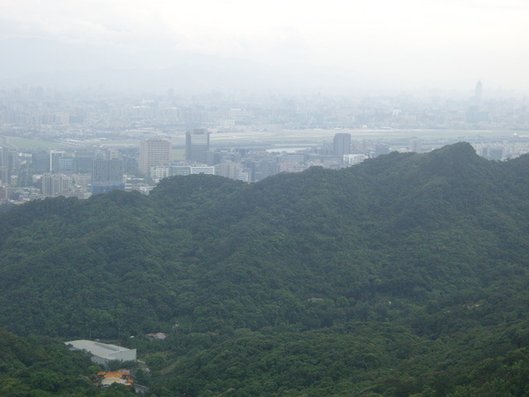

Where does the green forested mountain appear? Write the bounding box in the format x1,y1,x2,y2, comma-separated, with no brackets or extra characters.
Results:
2,142,529,396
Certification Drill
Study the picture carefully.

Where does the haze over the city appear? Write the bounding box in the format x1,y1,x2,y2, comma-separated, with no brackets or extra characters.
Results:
1,0,528,94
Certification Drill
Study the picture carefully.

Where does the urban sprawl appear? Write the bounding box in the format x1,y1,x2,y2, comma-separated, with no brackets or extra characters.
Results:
1,82,529,204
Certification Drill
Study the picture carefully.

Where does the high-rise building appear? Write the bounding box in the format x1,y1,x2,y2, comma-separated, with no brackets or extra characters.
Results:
0,186,7,203
0,147,18,186
58,156,75,173
91,154,125,195
41,173,72,196
74,151,95,173
139,139,171,176
49,151,65,173
215,161,240,180
474,80,483,104
248,159,279,183
17,164,33,187
333,133,352,157
150,166,170,182
186,129,210,164
467,81,488,123
0,147,9,186
31,151,50,173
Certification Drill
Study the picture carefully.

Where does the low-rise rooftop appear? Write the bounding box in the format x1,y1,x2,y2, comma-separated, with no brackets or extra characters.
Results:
65,340,136,362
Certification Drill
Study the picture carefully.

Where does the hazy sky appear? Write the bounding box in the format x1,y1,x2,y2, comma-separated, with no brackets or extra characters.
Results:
1,0,528,94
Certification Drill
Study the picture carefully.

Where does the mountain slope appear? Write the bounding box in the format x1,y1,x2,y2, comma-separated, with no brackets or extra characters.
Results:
2,142,529,395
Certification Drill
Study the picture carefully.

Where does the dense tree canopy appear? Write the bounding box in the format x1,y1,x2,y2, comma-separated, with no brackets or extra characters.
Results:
0,328,134,396
2,142,529,395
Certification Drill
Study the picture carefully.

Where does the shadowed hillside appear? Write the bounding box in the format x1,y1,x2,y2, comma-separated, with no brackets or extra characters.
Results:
2,143,529,396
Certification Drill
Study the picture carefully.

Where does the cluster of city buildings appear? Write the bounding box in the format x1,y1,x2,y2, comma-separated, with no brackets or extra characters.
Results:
2,127,529,205
141,130,376,185
0,130,370,203
1,82,529,205
0,144,129,202
1,82,528,134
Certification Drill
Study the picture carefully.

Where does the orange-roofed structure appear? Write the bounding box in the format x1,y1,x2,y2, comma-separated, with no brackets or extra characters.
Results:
97,369,134,387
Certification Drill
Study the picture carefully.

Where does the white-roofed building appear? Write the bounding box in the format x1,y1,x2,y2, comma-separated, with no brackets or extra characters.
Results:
65,340,137,365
